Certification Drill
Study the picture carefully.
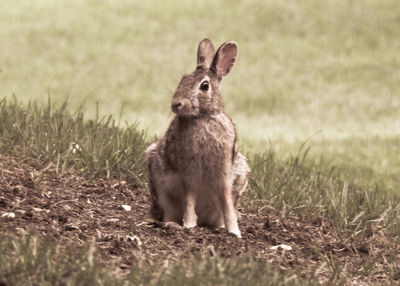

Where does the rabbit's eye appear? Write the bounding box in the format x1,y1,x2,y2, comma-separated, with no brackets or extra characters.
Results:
200,81,209,91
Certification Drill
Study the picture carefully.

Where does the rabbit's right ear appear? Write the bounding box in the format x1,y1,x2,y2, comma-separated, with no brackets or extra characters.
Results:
210,41,237,81
197,38,215,70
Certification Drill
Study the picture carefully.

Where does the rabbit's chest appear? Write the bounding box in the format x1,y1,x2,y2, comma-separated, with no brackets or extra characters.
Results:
166,116,235,172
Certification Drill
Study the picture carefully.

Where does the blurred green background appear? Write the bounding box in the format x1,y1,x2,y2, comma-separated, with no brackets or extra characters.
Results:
0,0,399,191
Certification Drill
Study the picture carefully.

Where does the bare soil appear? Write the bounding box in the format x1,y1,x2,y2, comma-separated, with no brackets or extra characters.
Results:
0,154,397,284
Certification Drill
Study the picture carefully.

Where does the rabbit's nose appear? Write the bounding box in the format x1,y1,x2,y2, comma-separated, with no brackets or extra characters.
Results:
171,101,183,113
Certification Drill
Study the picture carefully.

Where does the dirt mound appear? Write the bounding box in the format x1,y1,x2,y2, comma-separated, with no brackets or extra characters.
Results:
0,154,394,283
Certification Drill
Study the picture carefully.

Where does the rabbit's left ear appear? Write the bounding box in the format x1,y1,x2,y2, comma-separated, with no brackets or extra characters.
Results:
211,41,237,80
197,38,215,69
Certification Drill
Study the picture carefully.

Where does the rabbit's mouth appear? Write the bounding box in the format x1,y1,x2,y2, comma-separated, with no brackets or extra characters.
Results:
173,107,200,117
171,99,200,117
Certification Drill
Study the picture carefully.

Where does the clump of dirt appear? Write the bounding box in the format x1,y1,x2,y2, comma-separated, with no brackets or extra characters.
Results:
0,154,397,283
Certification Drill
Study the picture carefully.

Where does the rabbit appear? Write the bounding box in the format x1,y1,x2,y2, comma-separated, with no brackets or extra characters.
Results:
146,38,250,237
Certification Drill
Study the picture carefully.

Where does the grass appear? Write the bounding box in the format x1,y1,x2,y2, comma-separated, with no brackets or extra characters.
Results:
0,99,399,284
0,0,399,193
249,150,400,240
0,236,318,286
0,0,399,284
0,97,147,186
1,98,399,238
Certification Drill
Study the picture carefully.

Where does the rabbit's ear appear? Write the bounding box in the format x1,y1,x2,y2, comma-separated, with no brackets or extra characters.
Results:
211,41,237,80
197,38,215,69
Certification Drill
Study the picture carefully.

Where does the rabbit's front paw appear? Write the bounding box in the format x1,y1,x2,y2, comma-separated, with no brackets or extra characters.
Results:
229,229,242,238
162,221,182,230
183,219,197,228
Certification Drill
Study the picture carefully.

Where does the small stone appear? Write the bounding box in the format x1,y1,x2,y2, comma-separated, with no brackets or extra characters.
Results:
270,244,292,251
15,209,26,215
122,205,131,211
126,234,143,247
1,212,15,219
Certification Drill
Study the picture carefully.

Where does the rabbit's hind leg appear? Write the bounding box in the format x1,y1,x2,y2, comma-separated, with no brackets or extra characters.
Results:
147,144,184,224
196,193,224,228
155,171,184,224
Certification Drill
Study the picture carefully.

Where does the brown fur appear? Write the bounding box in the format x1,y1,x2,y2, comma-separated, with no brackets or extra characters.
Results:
146,39,250,237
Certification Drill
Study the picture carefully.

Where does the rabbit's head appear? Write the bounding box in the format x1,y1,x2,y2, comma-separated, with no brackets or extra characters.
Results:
171,39,237,117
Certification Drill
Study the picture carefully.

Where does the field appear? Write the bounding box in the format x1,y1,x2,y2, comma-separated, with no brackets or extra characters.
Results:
1,0,399,285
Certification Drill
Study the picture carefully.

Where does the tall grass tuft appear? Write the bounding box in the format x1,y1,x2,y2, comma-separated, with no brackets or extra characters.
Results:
0,97,148,186
0,236,318,286
248,149,400,239
0,236,118,286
